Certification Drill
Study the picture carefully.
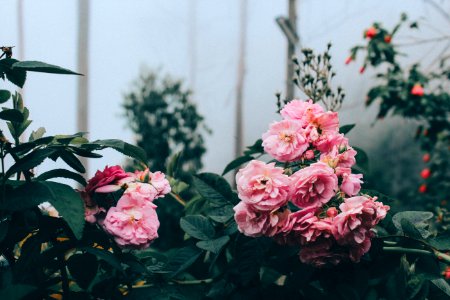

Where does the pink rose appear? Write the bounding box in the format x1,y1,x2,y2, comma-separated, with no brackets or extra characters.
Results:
313,111,340,135
85,165,132,193
233,202,289,237
332,196,389,247
124,182,158,203
236,160,290,211
340,173,363,196
314,133,347,154
102,193,159,249
134,169,171,198
320,146,357,169
262,120,309,162
276,207,333,245
280,99,324,127
290,162,338,208
299,238,347,267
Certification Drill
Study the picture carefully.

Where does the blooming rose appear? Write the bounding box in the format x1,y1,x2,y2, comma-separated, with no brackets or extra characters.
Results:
233,202,289,237
340,173,363,196
280,99,324,127
236,160,290,211
313,133,347,154
262,119,309,162
85,165,132,194
102,192,159,249
320,146,357,169
290,162,338,208
123,182,158,203
276,207,333,245
332,196,389,247
134,169,171,198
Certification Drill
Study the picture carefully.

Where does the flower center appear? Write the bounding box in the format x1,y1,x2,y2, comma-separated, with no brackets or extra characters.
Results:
279,132,293,143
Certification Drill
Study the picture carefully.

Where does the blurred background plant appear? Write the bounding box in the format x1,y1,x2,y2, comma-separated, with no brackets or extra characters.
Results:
347,13,450,225
123,69,211,250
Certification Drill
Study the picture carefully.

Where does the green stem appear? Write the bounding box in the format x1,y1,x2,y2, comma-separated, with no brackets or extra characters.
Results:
383,246,450,264
170,192,186,207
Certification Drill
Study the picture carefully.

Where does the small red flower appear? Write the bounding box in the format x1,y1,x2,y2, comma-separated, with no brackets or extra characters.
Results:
419,184,427,193
411,84,424,96
384,35,392,43
345,56,353,65
365,27,377,39
421,168,431,179
422,153,430,163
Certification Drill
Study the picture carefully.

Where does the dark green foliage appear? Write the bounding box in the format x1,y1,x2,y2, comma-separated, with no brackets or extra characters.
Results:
123,70,209,174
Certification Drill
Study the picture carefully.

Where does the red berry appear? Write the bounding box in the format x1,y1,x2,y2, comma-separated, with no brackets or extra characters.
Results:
421,168,431,179
411,84,424,96
423,129,429,136
359,66,366,74
444,267,450,280
365,27,377,39
419,184,427,193
384,35,392,43
423,153,430,163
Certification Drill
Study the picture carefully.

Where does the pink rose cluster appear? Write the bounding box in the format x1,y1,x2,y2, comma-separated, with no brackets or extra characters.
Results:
234,99,389,267
80,165,171,249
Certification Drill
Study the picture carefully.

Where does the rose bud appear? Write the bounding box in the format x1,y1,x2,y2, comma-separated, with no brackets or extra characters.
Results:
411,84,424,96
365,27,377,39
422,153,430,163
384,35,392,43
326,207,338,218
418,184,427,193
420,168,431,179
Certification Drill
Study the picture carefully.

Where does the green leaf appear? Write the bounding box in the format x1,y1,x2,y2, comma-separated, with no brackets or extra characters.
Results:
12,60,82,75
36,168,87,186
208,204,234,223
0,58,27,88
0,90,11,104
0,109,23,122
353,146,369,172
167,152,182,177
167,246,202,277
82,247,123,271
29,127,46,142
0,218,8,243
193,173,233,206
222,155,253,175
4,181,85,239
67,253,98,289
428,233,450,250
180,215,215,240
70,147,103,158
392,211,433,239
90,139,147,163
400,218,423,239
5,148,57,179
244,138,264,155
431,278,450,297
58,150,86,173
0,284,37,300
196,236,230,254
340,124,356,135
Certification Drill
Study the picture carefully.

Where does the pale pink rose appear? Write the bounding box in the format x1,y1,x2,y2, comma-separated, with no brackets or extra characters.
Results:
236,160,290,211
276,208,333,245
233,202,289,237
313,111,340,135
340,173,363,196
299,238,347,267
290,162,338,208
280,99,324,127
314,133,347,154
320,146,357,169
134,169,171,198
85,165,132,194
262,120,309,162
332,196,389,247
102,193,159,249
124,182,158,203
